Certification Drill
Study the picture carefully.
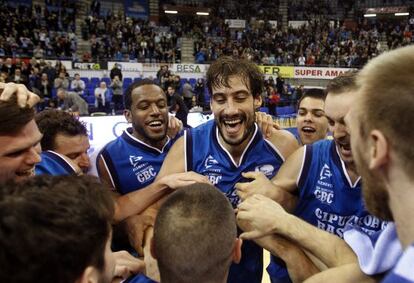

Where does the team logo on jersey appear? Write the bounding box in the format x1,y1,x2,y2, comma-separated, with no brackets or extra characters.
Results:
204,155,219,169
315,164,334,204
319,164,332,181
254,164,275,177
129,155,143,167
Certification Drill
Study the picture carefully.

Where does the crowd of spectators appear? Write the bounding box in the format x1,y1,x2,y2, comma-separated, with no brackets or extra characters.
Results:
288,0,335,21
0,2,77,59
82,13,181,63
191,15,413,67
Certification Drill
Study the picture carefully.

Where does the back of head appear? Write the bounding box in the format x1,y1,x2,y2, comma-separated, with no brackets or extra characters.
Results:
297,88,327,108
124,79,161,110
357,45,414,178
35,109,88,151
206,56,263,98
154,183,237,283
0,175,114,283
326,71,358,95
0,95,35,135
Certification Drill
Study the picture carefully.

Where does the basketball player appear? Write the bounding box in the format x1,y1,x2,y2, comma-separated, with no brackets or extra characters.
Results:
97,79,209,223
0,85,42,183
236,72,387,282
0,175,145,283
296,88,328,145
152,183,241,283
344,45,414,283
35,109,90,175
141,56,299,283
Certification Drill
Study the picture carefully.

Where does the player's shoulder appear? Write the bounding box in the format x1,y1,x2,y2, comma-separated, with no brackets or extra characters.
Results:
267,128,300,160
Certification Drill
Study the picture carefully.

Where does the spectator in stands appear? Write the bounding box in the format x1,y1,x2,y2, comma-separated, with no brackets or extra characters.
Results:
156,65,171,90
1,58,14,76
110,75,123,112
267,85,280,117
71,73,86,96
182,79,195,110
42,62,56,83
7,68,28,87
94,81,110,113
54,71,70,90
36,73,53,108
167,85,188,128
194,78,206,110
57,88,89,116
110,63,123,81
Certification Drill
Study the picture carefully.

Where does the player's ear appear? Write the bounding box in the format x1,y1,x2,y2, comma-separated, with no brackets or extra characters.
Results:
232,238,242,264
369,130,389,171
124,109,132,123
76,266,99,283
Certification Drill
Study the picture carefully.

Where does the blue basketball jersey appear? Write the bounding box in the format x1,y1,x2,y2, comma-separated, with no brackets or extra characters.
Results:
382,244,414,283
98,127,176,195
268,139,387,282
35,150,77,176
185,119,285,283
98,127,178,283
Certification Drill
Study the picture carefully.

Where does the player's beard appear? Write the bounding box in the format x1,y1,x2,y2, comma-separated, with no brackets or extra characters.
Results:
216,111,255,146
354,147,394,221
134,122,167,142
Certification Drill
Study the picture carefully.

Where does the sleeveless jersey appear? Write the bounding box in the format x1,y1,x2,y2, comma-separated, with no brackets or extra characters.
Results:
268,139,387,282
98,127,176,195
185,119,285,283
382,244,414,283
98,127,176,283
35,150,77,176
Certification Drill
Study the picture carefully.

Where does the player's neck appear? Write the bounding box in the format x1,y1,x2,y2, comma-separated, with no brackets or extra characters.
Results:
388,174,414,249
132,129,168,151
344,161,359,183
219,131,254,165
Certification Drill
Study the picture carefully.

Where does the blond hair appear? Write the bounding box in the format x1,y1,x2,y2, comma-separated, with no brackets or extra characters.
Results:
357,45,414,176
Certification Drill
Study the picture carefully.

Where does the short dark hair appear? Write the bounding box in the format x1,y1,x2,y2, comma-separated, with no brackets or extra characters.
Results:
0,175,114,283
0,95,35,135
206,56,263,98
35,109,88,151
124,79,163,110
154,183,237,283
298,88,327,108
326,71,358,95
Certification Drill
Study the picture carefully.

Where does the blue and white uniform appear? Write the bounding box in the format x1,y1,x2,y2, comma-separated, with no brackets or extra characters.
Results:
98,127,177,283
35,150,77,176
185,120,285,283
98,127,177,194
382,244,414,283
268,139,387,282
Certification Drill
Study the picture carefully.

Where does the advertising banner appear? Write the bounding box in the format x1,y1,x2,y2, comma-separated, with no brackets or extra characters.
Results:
225,19,246,29
124,0,149,19
294,67,355,79
72,61,108,70
172,64,209,73
259,65,295,78
108,62,143,72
